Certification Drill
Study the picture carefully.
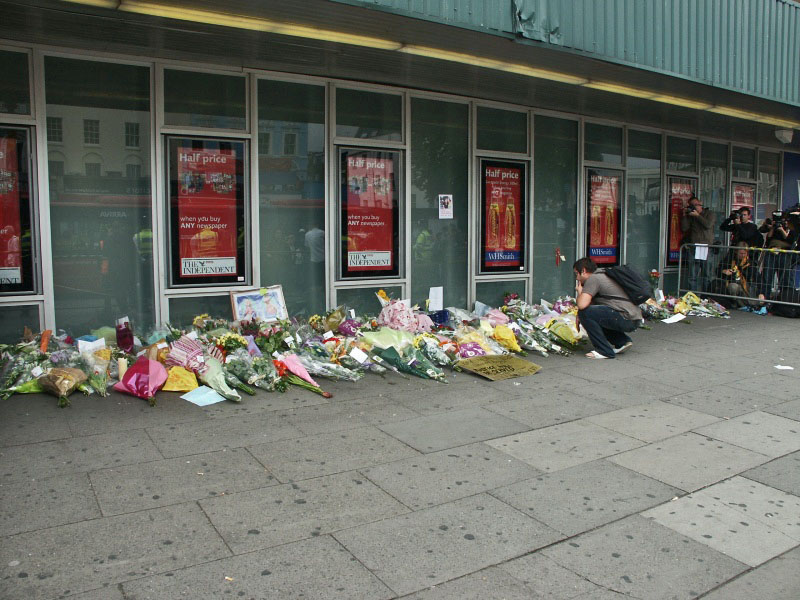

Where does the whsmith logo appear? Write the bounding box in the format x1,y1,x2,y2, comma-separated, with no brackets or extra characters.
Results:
181,257,236,276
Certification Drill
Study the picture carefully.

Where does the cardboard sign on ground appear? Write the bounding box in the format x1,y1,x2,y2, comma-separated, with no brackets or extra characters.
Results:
458,355,541,381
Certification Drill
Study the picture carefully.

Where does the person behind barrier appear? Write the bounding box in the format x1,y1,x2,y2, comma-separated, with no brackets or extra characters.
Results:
721,207,762,247
573,257,642,360
759,211,798,298
680,196,715,291
715,243,763,309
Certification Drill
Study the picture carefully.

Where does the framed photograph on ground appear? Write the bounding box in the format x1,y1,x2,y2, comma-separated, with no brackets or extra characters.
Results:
230,286,288,323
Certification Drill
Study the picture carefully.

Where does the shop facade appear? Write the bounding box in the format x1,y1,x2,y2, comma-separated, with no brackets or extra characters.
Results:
1,1,798,340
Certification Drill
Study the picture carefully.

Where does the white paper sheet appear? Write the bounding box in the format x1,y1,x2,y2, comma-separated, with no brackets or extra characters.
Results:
662,313,686,324
181,386,225,406
694,244,709,260
429,286,444,311
774,365,794,370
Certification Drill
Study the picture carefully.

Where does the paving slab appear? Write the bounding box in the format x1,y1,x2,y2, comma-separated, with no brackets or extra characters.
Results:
551,360,658,384
664,384,783,418
643,478,799,566
572,377,680,408
0,472,100,537
541,515,747,600
693,411,800,458
741,451,800,496
764,398,800,422
0,395,73,447
497,552,602,598
586,401,720,442
199,471,408,553
0,503,229,600
378,407,529,453
732,373,799,402
607,432,769,492
388,379,510,415
62,585,125,600
639,364,740,392
333,493,563,596
400,566,550,600
285,398,421,435
121,535,393,600
247,425,419,482
0,429,162,483
89,447,276,515
361,442,540,509
486,389,613,429
199,389,329,417
485,420,644,473
145,411,303,457
701,546,800,600
491,459,681,537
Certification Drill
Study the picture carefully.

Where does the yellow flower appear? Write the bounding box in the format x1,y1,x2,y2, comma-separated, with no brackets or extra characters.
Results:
377,289,390,302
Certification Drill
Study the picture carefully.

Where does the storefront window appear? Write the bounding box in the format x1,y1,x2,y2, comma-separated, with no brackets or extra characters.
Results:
336,88,402,141
476,106,527,154
586,168,623,266
336,286,402,315
584,123,622,165
258,80,325,317
666,136,697,172
410,98,468,307
700,141,728,240
166,137,247,287
45,57,154,333
625,130,661,275
732,146,756,180
532,116,578,300
0,127,35,294
0,304,39,343
338,147,401,279
169,295,232,327
164,69,246,130
476,280,526,307
756,151,780,221
666,177,697,266
0,50,30,115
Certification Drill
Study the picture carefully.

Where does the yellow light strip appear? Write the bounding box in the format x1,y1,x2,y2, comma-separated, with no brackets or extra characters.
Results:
117,1,403,51
58,0,800,130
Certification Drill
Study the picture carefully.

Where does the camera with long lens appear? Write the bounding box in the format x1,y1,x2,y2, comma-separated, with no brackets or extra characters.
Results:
771,211,789,228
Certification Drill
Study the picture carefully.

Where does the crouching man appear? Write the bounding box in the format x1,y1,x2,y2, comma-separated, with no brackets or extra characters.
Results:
573,257,642,359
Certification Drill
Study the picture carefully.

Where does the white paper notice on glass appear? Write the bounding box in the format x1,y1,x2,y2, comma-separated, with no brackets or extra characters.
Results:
438,194,453,219
662,313,686,324
694,244,709,260
429,286,444,311
656,289,665,303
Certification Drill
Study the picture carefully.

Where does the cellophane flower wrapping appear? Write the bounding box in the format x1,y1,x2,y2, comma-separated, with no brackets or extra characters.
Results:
296,353,363,381
163,366,198,392
413,334,452,367
252,356,283,391
39,367,87,408
360,327,415,351
165,335,206,374
280,353,320,387
375,346,446,382
486,309,509,327
116,321,135,353
225,349,270,390
113,356,168,406
337,319,361,337
198,357,241,402
377,300,418,332
493,324,522,353
458,342,486,358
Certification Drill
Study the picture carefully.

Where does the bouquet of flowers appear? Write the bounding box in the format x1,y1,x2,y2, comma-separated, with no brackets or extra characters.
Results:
295,353,363,382
273,355,332,397
252,356,285,392
215,332,249,354
198,357,241,402
224,349,270,390
552,296,577,315
413,334,452,367
375,345,447,382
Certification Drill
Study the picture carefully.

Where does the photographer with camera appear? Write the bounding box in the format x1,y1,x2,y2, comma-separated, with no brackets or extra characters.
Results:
680,196,716,291
720,206,763,248
759,211,798,298
715,242,763,310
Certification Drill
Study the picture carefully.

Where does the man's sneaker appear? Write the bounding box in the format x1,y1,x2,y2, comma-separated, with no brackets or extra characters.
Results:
614,341,633,355
585,350,611,359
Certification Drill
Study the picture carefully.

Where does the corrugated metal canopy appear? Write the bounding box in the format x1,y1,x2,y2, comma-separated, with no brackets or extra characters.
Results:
3,0,798,148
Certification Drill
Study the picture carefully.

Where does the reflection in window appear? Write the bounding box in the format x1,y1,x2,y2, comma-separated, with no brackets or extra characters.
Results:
126,163,142,179
757,151,780,221
258,130,271,155
45,56,153,332
47,117,62,143
625,130,662,275
125,122,140,148
83,119,99,144
700,141,728,240
283,132,297,156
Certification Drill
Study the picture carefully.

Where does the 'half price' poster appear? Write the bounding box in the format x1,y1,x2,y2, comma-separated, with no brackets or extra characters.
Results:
177,147,238,277
345,154,395,272
0,136,22,283
483,165,522,268
587,172,620,264
668,179,694,264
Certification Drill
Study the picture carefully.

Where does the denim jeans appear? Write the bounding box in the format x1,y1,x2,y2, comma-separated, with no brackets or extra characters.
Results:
578,305,639,358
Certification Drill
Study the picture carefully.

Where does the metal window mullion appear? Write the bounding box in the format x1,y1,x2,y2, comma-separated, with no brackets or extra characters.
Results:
154,62,170,320
249,72,260,290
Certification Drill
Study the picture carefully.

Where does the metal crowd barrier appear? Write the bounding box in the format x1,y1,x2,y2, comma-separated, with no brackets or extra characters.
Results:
678,243,800,308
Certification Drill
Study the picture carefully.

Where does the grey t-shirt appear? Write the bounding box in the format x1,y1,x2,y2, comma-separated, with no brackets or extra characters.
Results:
582,271,643,321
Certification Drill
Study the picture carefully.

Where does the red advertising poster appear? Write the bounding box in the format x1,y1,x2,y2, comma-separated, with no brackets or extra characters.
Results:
345,154,395,271
483,164,522,269
732,183,755,212
587,171,621,264
667,178,695,265
177,147,238,278
0,136,22,284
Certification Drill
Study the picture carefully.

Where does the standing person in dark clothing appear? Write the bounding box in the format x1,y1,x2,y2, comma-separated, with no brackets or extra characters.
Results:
680,196,715,291
720,207,762,247
759,212,799,297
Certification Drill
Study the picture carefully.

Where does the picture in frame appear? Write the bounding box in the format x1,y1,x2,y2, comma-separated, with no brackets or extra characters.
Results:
230,286,288,323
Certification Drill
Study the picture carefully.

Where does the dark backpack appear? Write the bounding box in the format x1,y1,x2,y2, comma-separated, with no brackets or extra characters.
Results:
602,265,653,305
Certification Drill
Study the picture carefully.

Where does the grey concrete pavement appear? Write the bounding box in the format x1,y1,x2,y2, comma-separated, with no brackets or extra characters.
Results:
1,311,799,599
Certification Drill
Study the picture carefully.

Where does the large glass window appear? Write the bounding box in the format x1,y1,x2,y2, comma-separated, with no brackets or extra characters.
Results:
756,151,780,221
410,98,468,307
732,146,756,180
46,117,63,143
83,119,100,145
166,137,247,287
666,136,697,172
532,116,578,300
584,123,622,165
479,160,527,273
476,280,526,307
335,88,402,141
0,304,39,343
476,106,527,154
164,69,247,130
45,56,154,333
700,141,728,240
0,50,30,115
336,286,402,315
257,80,325,317
0,127,36,294
625,130,662,275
